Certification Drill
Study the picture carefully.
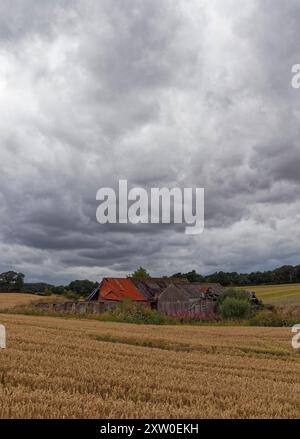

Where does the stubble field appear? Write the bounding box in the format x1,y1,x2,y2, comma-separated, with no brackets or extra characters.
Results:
0,313,299,419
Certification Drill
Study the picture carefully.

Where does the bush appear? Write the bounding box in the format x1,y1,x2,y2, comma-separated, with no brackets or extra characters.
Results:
217,289,252,305
249,309,299,327
108,299,170,324
219,297,253,320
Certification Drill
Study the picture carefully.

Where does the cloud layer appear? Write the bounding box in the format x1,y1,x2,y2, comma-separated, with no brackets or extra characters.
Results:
0,0,299,283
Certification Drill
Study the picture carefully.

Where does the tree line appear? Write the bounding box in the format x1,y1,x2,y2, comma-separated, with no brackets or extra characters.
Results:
0,271,98,298
171,264,300,286
1,264,300,297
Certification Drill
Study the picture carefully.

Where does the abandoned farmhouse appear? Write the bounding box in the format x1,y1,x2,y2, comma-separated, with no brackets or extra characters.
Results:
87,277,225,314
36,277,228,315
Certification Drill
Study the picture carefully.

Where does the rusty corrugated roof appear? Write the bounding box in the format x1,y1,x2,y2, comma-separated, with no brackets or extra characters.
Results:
99,278,147,302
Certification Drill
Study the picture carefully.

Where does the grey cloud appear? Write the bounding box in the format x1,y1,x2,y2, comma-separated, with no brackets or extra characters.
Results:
0,0,299,283
0,0,76,42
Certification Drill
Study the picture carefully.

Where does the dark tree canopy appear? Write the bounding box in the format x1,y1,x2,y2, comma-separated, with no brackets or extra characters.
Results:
130,267,150,279
171,264,300,286
67,280,99,297
171,270,204,283
0,271,25,292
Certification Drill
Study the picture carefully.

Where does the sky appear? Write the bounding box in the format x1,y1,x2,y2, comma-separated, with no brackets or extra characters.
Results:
0,0,300,284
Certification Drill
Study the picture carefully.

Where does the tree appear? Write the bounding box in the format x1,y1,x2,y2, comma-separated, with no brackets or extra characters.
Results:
206,271,232,286
15,273,25,291
68,280,99,297
0,271,25,292
273,265,296,284
171,270,204,282
130,267,150,279
185,270,205,283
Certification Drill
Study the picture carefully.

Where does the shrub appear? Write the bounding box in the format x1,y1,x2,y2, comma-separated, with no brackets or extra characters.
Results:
219,297,253,320
249,309,299,327
217,288,252,305
109,299,170,324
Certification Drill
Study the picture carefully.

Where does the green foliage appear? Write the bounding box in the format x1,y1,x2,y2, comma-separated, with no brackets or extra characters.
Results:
171,264,300,286
171,270,204,283
0,271,25,292
62,290,81,300
108,299,169,324
219,297,253,320
21,280,98,297
218,288,252,304
50,285,65,295
23,282,56,294
249,309,299,327
130,267,150,279
67,280,98,297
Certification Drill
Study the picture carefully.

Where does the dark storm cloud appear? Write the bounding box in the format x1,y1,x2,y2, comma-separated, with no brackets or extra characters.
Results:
0,0,299,283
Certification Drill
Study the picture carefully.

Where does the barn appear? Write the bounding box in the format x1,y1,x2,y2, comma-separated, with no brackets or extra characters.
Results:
157,282,224,315
87,277,225,315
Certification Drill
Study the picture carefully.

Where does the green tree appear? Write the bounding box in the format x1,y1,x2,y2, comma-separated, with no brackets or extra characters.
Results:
0,271,25,292
171,270,204,282
15,273,25,291
130,267,150,279
68,280,99,297
185,270,204,283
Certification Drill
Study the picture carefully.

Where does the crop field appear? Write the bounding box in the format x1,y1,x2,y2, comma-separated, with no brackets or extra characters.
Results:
247,284,300,306
0,293,42,310
0,313,299,419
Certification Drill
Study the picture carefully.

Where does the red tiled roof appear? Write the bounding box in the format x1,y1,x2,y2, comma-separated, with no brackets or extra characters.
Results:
99,278,147,302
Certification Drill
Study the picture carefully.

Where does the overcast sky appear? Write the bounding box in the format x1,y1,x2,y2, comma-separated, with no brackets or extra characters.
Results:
0,0,299,284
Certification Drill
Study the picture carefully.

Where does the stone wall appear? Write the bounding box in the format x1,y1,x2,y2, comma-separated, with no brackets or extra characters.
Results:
34,301,118,314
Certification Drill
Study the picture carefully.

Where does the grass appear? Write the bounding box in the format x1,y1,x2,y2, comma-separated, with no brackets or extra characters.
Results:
0,314,299,419
239,284,300,306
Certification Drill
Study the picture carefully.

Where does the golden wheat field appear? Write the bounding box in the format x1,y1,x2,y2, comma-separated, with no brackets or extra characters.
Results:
0,313,299,419
0,293,42,310
0,293,65,310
